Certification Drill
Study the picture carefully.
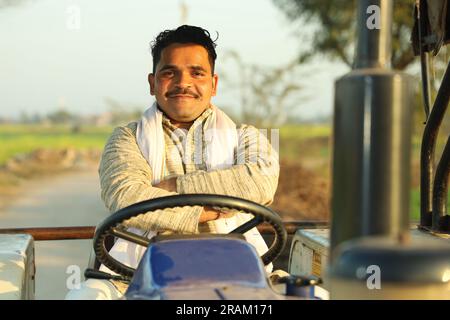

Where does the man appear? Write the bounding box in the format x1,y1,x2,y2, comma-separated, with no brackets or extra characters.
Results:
66,25,279,300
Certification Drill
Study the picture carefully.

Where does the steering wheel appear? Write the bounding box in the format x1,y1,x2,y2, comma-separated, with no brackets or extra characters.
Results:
93,194,287,278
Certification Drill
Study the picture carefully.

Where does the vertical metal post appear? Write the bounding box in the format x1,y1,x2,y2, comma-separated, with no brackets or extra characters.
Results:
354,0,392,69
432,136,449,232
417,0,432,120
421,59,450,229
330,0,413,255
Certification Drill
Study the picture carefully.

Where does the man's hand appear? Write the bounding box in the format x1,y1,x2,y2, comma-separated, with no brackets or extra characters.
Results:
154,177,177,192
199,206,235,223
199,206,220,223
154,178,235,223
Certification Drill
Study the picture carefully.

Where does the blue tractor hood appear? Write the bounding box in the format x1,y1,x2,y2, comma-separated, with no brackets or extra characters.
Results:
125,237,271,300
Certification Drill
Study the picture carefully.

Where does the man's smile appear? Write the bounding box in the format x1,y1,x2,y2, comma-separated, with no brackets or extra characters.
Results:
168,94,198,100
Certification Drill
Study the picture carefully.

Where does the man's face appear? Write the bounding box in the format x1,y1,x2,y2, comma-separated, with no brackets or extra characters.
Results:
149,43,218,124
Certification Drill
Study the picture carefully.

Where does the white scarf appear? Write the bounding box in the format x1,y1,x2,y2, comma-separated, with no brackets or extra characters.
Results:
136,102,237,183
102,102,272,273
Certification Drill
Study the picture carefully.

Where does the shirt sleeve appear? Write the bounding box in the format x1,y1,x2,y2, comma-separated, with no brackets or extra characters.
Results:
98,122,203,234
176,124,280,206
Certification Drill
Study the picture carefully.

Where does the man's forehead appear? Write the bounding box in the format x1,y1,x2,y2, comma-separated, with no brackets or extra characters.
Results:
159,64,208,71
157,43,211,70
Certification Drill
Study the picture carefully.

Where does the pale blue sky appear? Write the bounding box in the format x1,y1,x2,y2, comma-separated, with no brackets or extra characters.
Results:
0,0,348,121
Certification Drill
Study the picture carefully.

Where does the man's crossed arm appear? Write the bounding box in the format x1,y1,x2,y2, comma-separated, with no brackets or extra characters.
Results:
99,123,279,233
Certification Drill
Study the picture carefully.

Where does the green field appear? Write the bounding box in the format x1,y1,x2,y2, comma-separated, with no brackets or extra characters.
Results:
0,125,113,165
0,124,332,166
279,125,331,164
4,123,442,165
280,125,331,140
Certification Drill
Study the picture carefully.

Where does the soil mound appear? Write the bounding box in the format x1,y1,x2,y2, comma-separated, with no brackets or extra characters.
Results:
271,160,330,221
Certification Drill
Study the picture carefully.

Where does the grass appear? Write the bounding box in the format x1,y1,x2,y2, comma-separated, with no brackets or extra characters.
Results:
0,125,113,165
0,124,333,166
279,124,331,140
279,124,331,163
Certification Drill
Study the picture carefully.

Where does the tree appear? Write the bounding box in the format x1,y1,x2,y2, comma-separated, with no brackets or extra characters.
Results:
272,0,416,70
273,0,450,133
46,109,77,124
104,98,143,125
219,50,307,127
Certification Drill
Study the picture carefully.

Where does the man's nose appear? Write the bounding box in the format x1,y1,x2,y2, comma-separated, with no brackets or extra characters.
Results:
174,71,192,88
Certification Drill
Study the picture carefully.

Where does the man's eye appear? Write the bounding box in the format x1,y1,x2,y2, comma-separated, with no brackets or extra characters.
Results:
193,71,205,77
161,71,174,77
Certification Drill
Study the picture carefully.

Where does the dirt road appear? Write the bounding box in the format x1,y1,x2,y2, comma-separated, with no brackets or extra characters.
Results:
0,167,108,300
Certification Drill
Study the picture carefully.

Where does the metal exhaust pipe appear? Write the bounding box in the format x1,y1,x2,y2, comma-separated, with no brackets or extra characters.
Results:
330,0,414,255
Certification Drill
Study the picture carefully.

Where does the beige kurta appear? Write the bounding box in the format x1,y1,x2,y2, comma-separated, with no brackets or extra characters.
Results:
98,108,280,234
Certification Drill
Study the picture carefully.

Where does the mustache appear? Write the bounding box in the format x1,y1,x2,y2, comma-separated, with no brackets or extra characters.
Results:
166,88,199,99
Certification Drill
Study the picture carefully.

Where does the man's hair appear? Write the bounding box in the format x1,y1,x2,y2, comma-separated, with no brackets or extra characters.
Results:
150,25,218,74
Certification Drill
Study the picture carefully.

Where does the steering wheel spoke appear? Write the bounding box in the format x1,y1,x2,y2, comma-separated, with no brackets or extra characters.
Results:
109,226,152,247
230,216,263,234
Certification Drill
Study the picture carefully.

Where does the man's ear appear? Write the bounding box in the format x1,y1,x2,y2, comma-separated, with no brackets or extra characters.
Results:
148,73,155,95
211,74,218,97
